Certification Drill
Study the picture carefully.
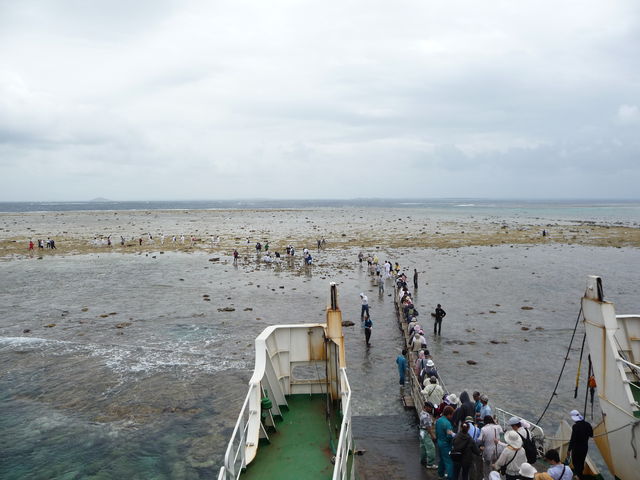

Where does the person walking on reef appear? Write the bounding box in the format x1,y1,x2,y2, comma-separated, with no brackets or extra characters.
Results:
396,349,407,385
363,315,373,346
413,269,418,289
360,293,369,320
567,410,593,480
434,304,446,335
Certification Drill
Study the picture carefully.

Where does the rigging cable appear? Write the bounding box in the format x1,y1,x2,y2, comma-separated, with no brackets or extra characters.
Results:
536,303,583,425
574,332,587,399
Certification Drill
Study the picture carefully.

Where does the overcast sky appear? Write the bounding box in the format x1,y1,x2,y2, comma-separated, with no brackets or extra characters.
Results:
1,1,639,201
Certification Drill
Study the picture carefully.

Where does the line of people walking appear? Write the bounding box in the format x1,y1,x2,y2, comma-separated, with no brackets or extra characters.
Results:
393,271,590,480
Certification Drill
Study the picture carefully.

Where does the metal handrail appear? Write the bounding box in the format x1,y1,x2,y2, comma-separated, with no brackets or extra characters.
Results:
332,368,353,480
219,383,257,480
619,357,640,373
494,407,545,456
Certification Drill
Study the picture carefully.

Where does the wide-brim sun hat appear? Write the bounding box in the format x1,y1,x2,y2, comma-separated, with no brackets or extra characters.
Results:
570,409,584,422
446,394,459,406
426,359,435,367
505,430,523,449
519,462,537,478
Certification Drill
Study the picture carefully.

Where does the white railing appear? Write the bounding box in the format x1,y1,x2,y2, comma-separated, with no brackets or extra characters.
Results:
332,368,353,480
218,324,350,480
494,407,545,456
219,383,259,480
619,357,640,373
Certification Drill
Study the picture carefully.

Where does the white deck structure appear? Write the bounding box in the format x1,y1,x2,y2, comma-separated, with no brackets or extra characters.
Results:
582,276,640,480
218,283,353,480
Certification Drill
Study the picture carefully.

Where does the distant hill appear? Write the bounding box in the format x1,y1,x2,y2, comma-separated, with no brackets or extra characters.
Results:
89,197,111,202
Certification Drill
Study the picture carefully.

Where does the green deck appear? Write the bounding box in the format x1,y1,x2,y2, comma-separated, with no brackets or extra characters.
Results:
240,394,339,480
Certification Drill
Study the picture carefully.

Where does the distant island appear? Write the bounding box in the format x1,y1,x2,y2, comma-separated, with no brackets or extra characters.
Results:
89,197,111,202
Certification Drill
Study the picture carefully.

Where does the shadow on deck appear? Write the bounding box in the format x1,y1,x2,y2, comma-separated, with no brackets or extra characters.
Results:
353,412,438,480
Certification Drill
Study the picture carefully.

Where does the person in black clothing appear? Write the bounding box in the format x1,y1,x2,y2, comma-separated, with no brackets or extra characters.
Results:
434,304,446,335
413,269,418,288
452,391,475,431
451,422,481,480
568,409,593,479
363,315,373,346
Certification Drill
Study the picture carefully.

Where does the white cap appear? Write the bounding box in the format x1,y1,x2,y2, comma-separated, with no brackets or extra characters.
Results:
570,409,584,422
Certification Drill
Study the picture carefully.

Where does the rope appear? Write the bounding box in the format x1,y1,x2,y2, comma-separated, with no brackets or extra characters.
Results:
536,303,584,425
574,332,586,399
546,418,640,441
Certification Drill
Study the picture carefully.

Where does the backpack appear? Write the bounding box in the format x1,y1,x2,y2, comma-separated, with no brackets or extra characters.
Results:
518,429,538,464
418,359,427,383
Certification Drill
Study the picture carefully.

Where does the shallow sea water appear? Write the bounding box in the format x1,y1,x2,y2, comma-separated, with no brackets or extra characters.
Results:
1,242,639,479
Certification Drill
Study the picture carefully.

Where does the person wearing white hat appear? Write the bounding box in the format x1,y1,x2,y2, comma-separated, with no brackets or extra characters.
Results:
508,416,538,464
359,293,369,319
446,393,460,407
567,410,593,480
518,462,537,479
423,358,438,379
493,430,526,480
410,331,425,352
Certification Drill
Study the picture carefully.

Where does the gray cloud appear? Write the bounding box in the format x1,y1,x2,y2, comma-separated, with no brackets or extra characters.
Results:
0,1,639,200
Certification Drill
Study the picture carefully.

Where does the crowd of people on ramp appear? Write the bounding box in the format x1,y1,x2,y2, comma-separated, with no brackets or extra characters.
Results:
392,272,588,480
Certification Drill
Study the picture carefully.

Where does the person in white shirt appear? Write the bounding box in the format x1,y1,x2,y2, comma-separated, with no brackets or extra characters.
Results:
493,431,527,480
410,332,425,352
359,293,369,319
422,377,444,407
544,449,573,480
478,416,504,480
